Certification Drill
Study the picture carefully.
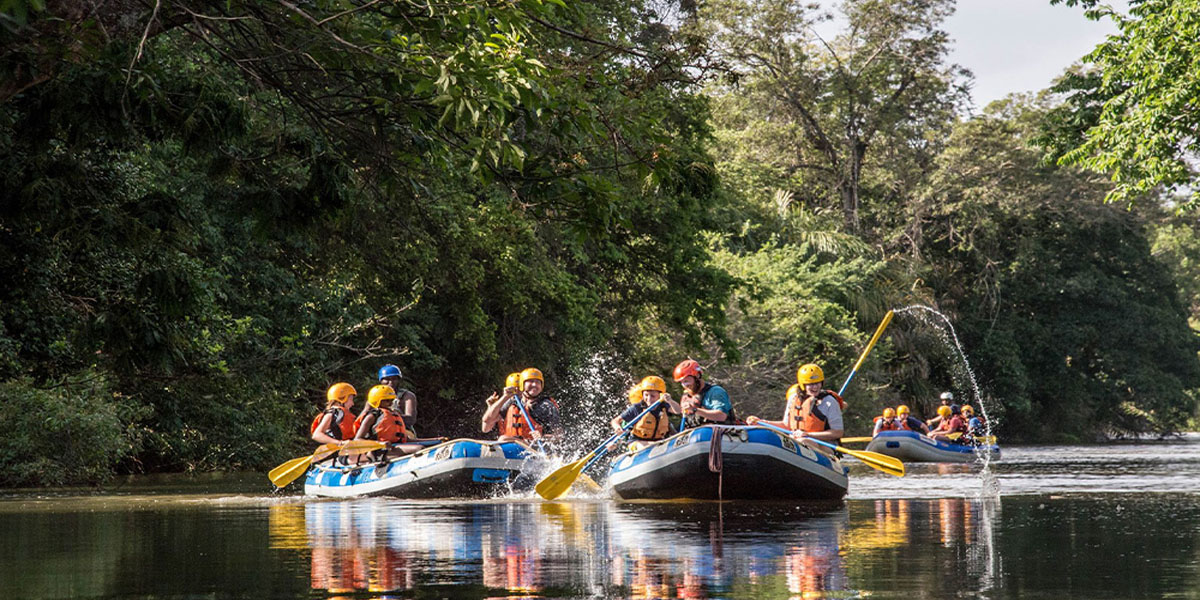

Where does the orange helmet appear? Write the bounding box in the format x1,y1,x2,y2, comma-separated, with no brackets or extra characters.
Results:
797,363,824,385
673,359,702,382
520,368,544,386
639,376,667,394
505,372,521,388
883,407,896,418
937,405,952,418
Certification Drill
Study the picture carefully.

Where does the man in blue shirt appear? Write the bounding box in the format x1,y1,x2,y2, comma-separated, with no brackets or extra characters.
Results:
673,359,736,428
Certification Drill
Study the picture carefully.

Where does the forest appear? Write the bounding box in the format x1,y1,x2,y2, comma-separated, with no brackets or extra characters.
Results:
2,0,1198,485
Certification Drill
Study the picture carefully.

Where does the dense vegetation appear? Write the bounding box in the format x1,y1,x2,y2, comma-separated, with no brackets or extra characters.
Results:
1,0,1197,484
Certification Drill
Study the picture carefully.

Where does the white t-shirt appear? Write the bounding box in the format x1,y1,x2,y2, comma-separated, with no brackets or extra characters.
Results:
814,394,844,431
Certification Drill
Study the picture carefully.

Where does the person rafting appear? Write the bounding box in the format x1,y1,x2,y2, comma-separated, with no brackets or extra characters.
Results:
673,359,735,428
872,407,900,436
377,364,418,434
929,404,969,443
311,382,358,446
612,375,682,451
962,405,986,439
746,363,844,444
925,391,954,429
481,367,561,445
484,372,522,406
895,404,931,434
354,385,443,458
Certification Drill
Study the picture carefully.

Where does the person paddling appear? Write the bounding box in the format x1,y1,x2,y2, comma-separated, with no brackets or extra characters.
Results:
354,385,444,458
311,382,358,447
611,376,682,452
674,359,734,427
746,363,844,446
481,368,561,446
962,405,986,440
895,405,931,434
929,404,968,443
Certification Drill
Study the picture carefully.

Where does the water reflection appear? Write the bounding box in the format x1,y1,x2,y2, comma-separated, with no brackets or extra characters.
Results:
264,497,1007,599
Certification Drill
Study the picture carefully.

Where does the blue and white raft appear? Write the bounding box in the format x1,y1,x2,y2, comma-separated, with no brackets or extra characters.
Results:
304,439,547,498
864,430,1001,463
606,425,849,501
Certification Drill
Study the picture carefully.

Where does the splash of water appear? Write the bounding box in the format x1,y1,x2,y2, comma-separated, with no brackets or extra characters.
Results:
892,305,1000,481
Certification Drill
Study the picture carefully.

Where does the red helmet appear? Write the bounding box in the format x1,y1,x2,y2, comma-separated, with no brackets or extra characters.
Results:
673,359,703,382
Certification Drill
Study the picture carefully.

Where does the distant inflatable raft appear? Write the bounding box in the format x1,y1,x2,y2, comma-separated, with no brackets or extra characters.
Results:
606,425,849,501
865,430,1001,463
304,439,547,498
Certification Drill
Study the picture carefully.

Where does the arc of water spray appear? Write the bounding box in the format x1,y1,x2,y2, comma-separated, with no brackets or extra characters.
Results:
892,305,999,482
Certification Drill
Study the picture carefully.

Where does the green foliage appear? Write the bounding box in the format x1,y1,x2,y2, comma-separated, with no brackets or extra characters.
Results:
914,101,1200,439
0,374,139,486
1041,0,1200,209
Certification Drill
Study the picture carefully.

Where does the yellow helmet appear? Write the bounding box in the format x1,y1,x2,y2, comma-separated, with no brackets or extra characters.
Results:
937,405,952,418
505,372,521,389
883,407,896,418
367,384,397,409
627,383,644,404
897,404,910,415
797,363,824,385
962,405,975,416
326,382,356,405
520,368,544,387
639,376,667,394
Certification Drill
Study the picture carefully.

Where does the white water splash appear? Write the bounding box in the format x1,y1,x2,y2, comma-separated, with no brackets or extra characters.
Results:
892,305,1000,482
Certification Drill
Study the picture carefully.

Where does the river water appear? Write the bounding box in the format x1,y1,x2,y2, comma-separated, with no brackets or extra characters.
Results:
3,436,1199,599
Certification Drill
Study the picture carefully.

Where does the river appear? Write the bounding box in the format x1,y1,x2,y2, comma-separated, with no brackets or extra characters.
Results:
2,436,1199,599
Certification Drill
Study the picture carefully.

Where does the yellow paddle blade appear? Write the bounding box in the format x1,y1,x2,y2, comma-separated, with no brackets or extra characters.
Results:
840,436,874,444
838,446,905,477
338,440,387,455
575,473,603,493
535,452,595,500
268,455,314,487
268,443,339,488
975,435,998,445
945,431,963,440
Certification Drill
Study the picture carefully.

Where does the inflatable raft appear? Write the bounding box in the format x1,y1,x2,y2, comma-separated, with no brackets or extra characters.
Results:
304,439,547,498
606,425,849,501
864,430,1000,463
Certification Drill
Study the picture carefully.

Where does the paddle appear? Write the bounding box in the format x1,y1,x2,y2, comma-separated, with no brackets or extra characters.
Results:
945,431,998,445
536,400,666,500
838,310,894,397
512,395,549,454
840,436,874,444
269,443,339,488
752,422,905,477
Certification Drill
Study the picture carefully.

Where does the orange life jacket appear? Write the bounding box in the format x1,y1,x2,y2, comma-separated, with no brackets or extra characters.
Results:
630,404,672,441
896,416,915,431
310,406,356,440
874,416,900,431
500,396,558,440
353,407,409,443
784,386,846,433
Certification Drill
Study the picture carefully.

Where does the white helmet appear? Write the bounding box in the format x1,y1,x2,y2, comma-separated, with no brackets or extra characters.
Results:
939,391,954,401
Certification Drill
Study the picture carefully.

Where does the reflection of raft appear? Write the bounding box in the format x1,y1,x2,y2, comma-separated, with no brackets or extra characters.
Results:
864,430,1000,463
606,425,849,501
304,439,546,498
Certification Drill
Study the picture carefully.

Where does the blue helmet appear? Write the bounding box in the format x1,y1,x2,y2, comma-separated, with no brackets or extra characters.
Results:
378,364,402,381
950,404,962,415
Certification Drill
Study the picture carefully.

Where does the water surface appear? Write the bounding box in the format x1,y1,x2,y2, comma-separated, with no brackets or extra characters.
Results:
3,437,1199,599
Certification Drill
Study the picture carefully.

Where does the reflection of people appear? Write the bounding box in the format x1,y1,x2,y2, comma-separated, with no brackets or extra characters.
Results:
747,363,844,445
674,359,734,428
613,376,681,452
481,368,561,444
